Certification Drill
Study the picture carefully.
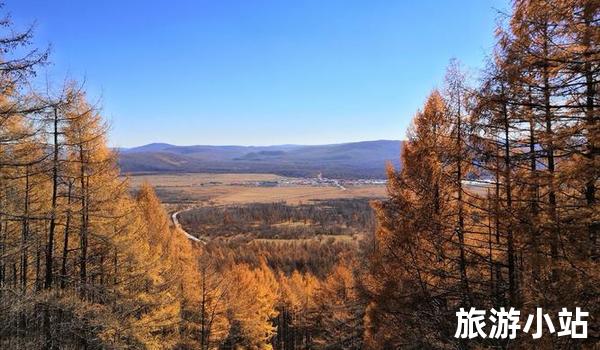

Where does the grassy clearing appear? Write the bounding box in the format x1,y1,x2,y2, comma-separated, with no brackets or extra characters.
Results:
125,172,386,205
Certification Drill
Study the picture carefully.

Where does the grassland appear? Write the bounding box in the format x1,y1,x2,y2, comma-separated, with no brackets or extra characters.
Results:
125,172,386,205
126,172,385,244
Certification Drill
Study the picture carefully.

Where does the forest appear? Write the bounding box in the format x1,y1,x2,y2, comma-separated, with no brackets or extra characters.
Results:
177,199,376,239
0,0,598,349
364,0,599,347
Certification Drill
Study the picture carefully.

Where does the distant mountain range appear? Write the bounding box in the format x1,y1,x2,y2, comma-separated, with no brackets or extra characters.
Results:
117,140,403,179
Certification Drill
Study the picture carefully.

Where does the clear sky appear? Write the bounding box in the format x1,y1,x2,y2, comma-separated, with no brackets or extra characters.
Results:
9,0,509,147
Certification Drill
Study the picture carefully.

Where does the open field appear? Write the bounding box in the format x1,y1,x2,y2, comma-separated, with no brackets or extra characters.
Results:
125,172,387,205
127,172,384,244
126,172,287,187
209,185,386,204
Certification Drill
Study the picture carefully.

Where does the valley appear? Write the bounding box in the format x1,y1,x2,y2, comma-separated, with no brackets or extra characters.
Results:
126,172,386,244
126,172,386,205
2,0,595,347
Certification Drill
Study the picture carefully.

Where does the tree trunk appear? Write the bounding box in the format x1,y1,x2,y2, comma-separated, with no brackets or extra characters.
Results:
60,182,73,289
582,4,598,259
501,90,516,305
455,89,470,305
45,107,59,289
21,166,30,292
79,145,88,297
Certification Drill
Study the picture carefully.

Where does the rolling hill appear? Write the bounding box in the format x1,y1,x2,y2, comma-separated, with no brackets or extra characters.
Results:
117,140,403,179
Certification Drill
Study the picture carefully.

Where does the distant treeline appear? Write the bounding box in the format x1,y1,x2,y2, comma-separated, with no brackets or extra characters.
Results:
178,199,376,239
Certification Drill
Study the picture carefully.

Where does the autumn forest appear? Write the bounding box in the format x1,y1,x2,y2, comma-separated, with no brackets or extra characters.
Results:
0,0,598,349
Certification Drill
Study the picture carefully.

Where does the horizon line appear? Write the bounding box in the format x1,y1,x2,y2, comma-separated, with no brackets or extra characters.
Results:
115,138,406,149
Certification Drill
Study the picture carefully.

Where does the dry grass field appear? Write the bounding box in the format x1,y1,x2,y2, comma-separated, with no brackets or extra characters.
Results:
126,173,287,187
125,172,387,205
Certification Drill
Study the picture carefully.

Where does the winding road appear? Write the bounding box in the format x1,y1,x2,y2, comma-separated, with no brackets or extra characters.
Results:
171,178,351,244
171,209,206,244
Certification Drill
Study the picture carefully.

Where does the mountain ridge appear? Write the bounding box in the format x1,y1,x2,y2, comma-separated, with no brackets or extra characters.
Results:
117,140,403,179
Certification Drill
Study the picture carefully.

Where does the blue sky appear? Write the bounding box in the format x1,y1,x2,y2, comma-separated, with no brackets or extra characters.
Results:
9,0,509,147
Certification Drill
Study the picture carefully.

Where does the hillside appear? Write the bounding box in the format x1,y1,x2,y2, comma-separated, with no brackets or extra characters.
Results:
118,140,403,179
